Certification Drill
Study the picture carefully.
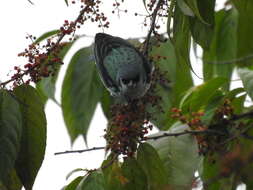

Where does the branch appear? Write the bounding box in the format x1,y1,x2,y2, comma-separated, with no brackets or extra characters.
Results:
0,4,89,88
204,53,253,64
146,129,225,140
27,0,34,5
54,146,105,155
231,110,253,121
143,0,163,56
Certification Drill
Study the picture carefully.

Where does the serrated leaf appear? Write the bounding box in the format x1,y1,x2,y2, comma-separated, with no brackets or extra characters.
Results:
64,176,83,190
62,47,103,143
34,30,59,44
237,67,253,100
148,124,201,189
0,90,22,182
76,171,105,190
121,158,148,190
180,77,227,112
137,143,168,190
36,42,75,105
13,85,47,190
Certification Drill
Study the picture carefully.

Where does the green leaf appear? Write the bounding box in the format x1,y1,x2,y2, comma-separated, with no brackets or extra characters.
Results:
137,143,168,190
201,90,224,125
232,0,253,66
76,171,105,190
36,42,75,105
102,156,122,190
202,156,221,190
148,123,202,189
34,30,60,44
61,47,103,143
203,9,238,90
237,67,253,100
176,0,194,16
148,41,175,129
13,85,47,190
189,0,215,50
180,77,227,112
64,176,83,190
100,88,113,119
183,0,208,24
1,169,22,190
0,90,22,182
121,158,148,190
172,5,193,92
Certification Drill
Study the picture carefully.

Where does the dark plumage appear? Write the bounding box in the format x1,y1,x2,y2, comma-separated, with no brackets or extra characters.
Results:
94,33,153,101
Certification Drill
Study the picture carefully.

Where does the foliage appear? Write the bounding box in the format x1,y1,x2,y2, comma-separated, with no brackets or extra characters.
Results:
1,0,253,189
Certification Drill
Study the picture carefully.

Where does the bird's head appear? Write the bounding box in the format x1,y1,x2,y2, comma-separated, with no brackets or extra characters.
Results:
116,64,148,100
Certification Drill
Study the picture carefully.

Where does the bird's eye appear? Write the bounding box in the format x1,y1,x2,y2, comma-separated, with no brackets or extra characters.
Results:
122,78,130,84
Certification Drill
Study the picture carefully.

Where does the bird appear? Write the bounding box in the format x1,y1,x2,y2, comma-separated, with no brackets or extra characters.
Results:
94,33,154,102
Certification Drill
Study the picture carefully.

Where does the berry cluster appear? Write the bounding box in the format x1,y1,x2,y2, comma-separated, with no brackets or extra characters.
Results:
170,98,246,156
104,67,169,157
2,0,109,88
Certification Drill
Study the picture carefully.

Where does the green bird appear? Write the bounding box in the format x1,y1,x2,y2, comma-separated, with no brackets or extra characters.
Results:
94,33,154,101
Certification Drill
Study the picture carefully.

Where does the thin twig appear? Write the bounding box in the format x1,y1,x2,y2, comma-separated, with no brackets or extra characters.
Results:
27,0,34,5
54,146,105,155
205,53,253,64
143,0,163,56
0,5,89,88
146,129,225,140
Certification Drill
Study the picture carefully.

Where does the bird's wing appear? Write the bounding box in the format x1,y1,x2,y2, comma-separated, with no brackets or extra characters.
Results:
94,33,120,93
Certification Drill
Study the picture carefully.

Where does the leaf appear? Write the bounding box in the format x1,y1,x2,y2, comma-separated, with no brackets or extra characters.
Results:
176,0,194,16
148,123,202,189
232,0,253,66
61,47,103,143
201,90,224,125
189,0,215,50
102,156,122,190
0,90,22,182
237,67,253,100
202,156,221,190
121,158,148,190
34,30,60,44
36,42,75,105
76,171,105,190
13,85,47,190
172,5,193,89
183,0,208,24
1,169,22,190
137,143,168,190
180,77,227,112
203,9,238,90
64,176,83,190
100,88,113,119
66,168,86,180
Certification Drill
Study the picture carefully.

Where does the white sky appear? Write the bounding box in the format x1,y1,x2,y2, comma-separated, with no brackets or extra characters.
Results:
0,0,246,190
